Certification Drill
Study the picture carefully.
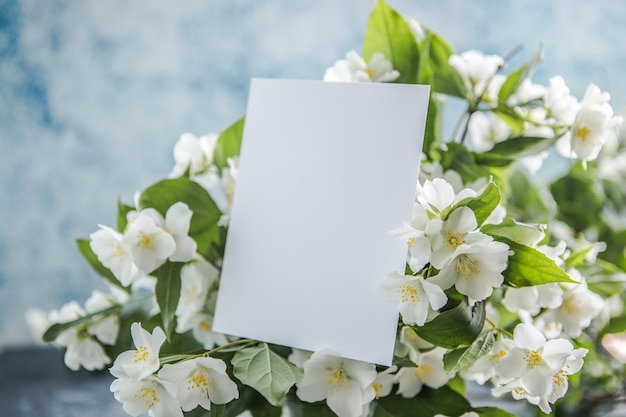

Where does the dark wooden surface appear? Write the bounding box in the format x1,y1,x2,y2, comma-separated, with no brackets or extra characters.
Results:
0,347,127,417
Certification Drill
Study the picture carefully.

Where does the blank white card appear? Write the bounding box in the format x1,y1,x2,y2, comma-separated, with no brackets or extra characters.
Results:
212,79,430,366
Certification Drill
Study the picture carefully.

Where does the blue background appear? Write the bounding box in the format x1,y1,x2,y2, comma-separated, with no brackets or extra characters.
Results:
1,0,626,346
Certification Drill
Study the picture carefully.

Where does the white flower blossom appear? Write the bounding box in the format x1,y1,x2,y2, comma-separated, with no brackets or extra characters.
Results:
393,326,433,364
539,274,604,338
324,50,400,83
111,322,166,381
85,290,119,345
544,76,579,125
372,366,397,399
175,258,217,329
170,132,218,178
434,239,508,305
428,207,491,269
163,202,197,262
556,83,623,167
468,111,512,152
158,357,239,412
417,178,476,219
48,301,112,371
61,332,111,371
121,210,176,274
395,348,452,397
110,373,183,417
449,50,504,101
296,349,377,417
463,338,515,385
493,336,587,414
502,284,563,316
379,271,447,326
494,322,587,408
90,225,140,286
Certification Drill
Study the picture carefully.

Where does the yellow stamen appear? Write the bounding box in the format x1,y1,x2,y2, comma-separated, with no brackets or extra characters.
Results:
523,350,542,368
561,297,580,315
456,254,480,278
199,320,212,332
372,383,383,399
135,386,160,408
112,243,125,258
324,369,349,392
444,231,465,249
366,67,376,79
406,237,416,246
134,346,149,362
138,232,154,249
553,370,567,389
412,364,433,380
188,371,212,393
575,126,590,141
397,284,420,303
226,184,236,204
489,350,507,362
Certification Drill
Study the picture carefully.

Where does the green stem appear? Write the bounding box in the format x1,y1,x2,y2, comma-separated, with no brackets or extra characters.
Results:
159,338,256,364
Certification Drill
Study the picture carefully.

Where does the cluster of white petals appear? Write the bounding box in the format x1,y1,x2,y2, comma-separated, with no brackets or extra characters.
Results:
449,50,504,102
90,202,196,285
110,322,238,417
31,290,123,371
556,83,623,167
491,323,588,413
169,133,239,226
296,349,378,417
382,177,510,326
175,257,228,348
323,50,400,83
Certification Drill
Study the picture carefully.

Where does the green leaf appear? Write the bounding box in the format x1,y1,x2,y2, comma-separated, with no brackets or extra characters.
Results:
550,168,604,233
423,94,444,157
492,106,525,133
423,31,466,98
564,247,593,269
505,167,555,223
249,402,282,417
486,135,556,159
232,343,303,406
586,265,626,297
76,238,123,289
117,199,135,232
211,403,226,417
489,235,576,287
472,152,516,168
138,177,223,263
373,386,473,417
363,0,420,84
443,330,496,373
475,406,517,417
440,142,490,184
214,116,245,170
448,181,501,226
415,299,485,348
42,304,121,342
600,313,626,336
497,43,543,103
301,402,338,417
154,261,183,339
480,218,545,246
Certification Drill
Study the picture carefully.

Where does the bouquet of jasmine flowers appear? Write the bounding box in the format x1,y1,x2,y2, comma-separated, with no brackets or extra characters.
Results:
30,1,626,416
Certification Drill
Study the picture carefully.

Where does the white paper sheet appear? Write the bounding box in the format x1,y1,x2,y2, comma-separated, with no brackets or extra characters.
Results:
212,79,430,365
